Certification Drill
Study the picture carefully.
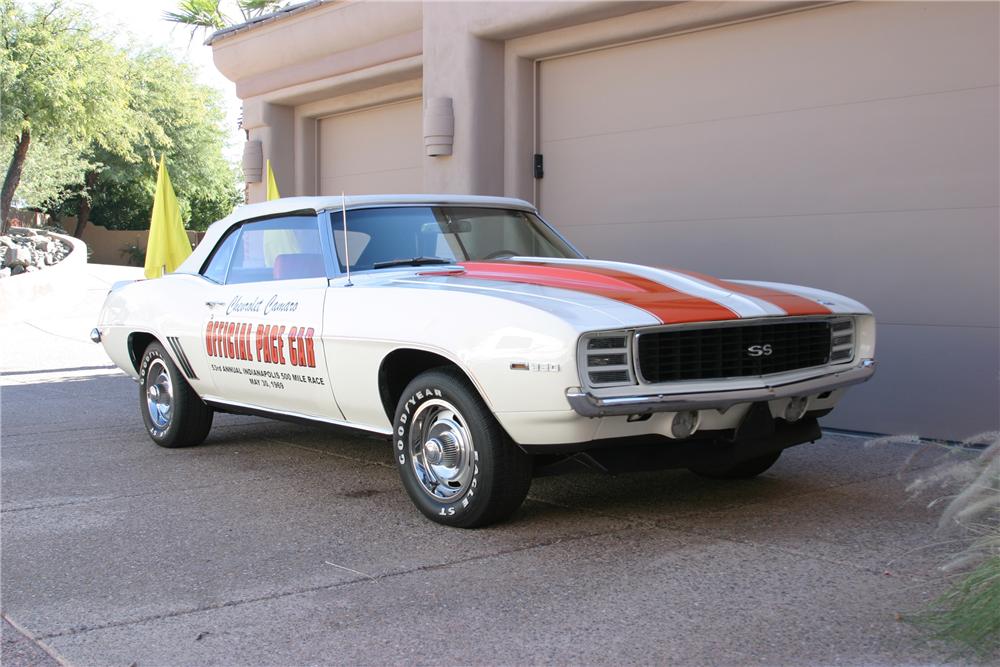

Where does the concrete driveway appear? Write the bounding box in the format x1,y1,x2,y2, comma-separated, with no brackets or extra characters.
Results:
0,265,960,666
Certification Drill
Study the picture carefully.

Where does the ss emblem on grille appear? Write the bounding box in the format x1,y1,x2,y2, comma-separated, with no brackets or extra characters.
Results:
747,344,773,357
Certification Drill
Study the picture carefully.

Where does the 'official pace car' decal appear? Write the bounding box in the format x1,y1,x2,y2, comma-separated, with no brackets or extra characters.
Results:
205,320,316,368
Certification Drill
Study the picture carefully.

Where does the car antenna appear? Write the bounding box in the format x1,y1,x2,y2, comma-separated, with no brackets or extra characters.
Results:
341,192,353,287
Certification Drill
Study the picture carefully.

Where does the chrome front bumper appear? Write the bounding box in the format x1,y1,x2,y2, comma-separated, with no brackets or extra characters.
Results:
565,359,877,418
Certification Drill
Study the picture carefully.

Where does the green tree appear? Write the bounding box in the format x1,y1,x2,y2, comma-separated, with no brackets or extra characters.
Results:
63,48,240,234
164,0,287,35
0,0,137,233
10,138,91,211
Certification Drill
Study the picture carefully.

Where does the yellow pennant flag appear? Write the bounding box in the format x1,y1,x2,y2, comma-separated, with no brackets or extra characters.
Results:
144,155,191,279
262,158,299,264
266,159,280,200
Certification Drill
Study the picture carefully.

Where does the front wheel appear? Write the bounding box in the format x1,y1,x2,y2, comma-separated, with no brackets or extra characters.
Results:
689,450,782,480
139,341,214,448
393,368,532,528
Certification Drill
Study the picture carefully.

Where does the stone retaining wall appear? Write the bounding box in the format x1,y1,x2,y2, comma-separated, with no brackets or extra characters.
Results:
0,232,89,320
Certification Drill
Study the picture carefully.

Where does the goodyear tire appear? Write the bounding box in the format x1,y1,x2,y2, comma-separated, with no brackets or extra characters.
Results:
689,450,782,480
139,341,214,448
394,368,532,528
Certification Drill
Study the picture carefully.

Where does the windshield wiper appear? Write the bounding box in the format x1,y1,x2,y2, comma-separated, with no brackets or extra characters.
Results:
371,256,453,270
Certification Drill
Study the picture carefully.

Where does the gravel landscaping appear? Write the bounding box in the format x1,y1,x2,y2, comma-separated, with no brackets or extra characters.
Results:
0,227,73,278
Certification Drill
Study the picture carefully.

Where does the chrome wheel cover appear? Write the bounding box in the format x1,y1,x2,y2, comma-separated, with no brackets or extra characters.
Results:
408,398,475,501
145,359,173,432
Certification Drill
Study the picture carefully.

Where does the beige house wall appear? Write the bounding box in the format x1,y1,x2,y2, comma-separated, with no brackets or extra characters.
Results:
207,0,1000,439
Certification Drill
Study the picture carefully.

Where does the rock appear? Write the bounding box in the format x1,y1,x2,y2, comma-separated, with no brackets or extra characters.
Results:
0,267,10,278
5,246,32,267
31,237,53,252
0,231,69,271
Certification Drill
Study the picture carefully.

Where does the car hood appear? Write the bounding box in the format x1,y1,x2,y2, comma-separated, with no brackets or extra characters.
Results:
379,258,869,327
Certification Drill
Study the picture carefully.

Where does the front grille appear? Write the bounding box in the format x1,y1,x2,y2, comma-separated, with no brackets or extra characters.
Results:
636,320,835,383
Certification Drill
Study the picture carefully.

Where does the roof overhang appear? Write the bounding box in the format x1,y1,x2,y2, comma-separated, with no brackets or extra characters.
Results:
207,0,423,100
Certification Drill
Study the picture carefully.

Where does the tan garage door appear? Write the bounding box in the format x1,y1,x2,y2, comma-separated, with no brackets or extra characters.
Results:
537,2,999,439
318,99,423,195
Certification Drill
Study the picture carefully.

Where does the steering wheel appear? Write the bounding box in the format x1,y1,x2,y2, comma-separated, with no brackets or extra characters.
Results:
483,249,519,260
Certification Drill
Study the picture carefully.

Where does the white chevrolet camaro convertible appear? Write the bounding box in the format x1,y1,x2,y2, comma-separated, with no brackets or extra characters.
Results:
94,195,876,527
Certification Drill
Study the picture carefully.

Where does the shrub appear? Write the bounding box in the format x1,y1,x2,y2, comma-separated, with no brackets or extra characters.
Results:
119,241,146,267
873,432,999,657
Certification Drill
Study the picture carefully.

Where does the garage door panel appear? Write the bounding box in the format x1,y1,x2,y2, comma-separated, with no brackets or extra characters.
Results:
541,86,999,226
562,207,999,330
318,168,424,198
540,2,999,144
318,99,423,195
827,323,999,440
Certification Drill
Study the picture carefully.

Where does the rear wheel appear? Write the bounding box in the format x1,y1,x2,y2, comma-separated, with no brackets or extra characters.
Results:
689,450,782,480
139,342,213,448
393,368,532,528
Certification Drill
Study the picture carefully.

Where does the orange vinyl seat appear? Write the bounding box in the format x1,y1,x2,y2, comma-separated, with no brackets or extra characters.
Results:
272,253,326,280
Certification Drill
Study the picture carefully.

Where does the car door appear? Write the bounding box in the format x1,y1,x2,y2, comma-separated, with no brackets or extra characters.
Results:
199,212,345,421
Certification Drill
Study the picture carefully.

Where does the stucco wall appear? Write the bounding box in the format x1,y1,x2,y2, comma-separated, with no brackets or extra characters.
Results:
56,220,205,267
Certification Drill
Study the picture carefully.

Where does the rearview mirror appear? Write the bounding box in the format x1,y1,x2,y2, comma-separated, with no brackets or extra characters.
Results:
421,220,472,234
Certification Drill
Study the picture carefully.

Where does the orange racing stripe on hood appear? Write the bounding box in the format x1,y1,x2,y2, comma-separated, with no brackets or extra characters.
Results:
423,262,741,324
666,267,833,316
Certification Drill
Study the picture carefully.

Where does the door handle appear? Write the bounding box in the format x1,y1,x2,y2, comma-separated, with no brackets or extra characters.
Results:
205,301,225,308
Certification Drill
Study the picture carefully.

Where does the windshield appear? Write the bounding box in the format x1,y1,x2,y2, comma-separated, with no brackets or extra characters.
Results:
331,206,581,272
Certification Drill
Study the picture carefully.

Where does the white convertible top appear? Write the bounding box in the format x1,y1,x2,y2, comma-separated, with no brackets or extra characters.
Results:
176,194,537,275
